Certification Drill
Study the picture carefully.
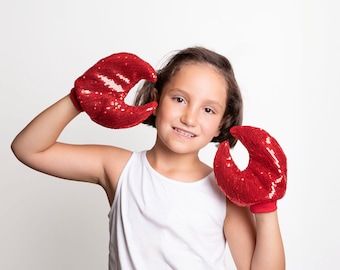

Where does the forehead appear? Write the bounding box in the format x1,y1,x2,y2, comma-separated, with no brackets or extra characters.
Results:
169,63,227,92
163,63,227,108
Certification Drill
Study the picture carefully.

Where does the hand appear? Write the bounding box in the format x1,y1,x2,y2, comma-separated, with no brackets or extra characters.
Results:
70,52,158,129
213,126,287,213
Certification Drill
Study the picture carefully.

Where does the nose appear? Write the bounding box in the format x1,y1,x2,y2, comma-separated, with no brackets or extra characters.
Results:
180,107,198,127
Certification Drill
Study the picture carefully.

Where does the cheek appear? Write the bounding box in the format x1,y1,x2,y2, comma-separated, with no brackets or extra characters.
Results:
212,115,225,137
154,104,171,128
213,123,222,137
203,117,222,137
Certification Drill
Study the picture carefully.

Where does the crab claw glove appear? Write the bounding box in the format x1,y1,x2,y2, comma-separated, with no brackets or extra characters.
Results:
70,52,158,129
213,126,287,213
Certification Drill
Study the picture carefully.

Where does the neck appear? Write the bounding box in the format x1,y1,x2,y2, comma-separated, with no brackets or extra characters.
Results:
146,143,212,182
148,137,199,164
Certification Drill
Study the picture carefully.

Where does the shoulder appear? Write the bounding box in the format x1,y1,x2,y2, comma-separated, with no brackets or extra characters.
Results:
101,147,133,204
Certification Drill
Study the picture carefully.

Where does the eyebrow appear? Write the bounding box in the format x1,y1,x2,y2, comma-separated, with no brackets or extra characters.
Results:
169,88,224,110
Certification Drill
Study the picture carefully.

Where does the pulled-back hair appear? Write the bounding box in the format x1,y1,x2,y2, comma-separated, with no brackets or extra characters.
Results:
134,46,243,147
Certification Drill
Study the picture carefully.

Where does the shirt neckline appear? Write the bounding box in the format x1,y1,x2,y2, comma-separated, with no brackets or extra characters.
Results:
141,151,214,186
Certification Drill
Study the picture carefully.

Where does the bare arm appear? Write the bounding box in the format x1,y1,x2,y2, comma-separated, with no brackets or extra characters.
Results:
251,211,285,270
225,202,285,270
12,95,80,166
224,200,256,269
11,95,131,202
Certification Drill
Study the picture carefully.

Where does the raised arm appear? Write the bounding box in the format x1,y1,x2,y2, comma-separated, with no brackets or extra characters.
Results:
224,203,285,270
11,95,117,186
11,52,158,204
12,95,82,176
251,211,285,269
215,126,287,269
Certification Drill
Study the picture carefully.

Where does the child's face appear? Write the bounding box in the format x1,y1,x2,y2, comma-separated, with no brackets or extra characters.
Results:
154,63,227,154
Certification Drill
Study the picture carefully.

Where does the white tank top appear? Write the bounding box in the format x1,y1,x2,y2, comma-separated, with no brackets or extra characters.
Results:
108,151,227,269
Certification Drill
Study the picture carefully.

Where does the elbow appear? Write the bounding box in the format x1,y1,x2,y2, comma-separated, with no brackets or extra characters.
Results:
11,136,29,165
11,138,23,162
11,136,19,157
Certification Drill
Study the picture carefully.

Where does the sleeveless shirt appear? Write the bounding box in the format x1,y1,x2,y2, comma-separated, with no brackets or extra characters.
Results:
108,151,227,269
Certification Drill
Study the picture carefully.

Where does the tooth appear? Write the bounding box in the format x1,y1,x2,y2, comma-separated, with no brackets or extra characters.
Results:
176,128,193,137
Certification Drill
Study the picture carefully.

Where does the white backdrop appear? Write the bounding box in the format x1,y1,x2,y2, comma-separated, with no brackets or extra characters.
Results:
1,0,340,269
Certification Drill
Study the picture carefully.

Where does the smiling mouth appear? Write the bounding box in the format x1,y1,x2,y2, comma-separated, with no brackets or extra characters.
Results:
174,128,196,138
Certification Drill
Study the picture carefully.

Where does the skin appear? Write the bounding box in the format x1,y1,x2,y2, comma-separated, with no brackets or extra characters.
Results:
147,63,226,182
11,63,285,269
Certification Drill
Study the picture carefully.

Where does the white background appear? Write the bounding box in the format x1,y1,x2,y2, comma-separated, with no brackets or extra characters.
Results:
1,0,340,269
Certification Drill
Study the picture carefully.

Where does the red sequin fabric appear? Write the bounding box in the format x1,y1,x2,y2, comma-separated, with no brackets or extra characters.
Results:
71,52,157,129
214,126,287,208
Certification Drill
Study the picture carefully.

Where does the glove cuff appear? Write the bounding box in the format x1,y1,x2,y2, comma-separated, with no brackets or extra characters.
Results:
250,201,277,214
69,88,84,112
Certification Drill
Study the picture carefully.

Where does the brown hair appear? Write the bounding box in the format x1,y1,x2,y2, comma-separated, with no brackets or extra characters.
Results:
134,46,243,147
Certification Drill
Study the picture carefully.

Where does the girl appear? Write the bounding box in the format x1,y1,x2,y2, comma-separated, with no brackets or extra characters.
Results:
11,46,285,269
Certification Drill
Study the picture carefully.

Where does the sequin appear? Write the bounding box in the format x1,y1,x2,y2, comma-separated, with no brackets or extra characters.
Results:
213,126,287,208
72,52,158,129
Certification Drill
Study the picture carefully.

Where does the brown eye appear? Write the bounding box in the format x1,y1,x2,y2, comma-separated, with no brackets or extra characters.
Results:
174,97,185,103
204,107,215,114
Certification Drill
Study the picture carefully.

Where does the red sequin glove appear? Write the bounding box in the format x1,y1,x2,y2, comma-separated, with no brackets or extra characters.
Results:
70,52,158,129
213,126,287,213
